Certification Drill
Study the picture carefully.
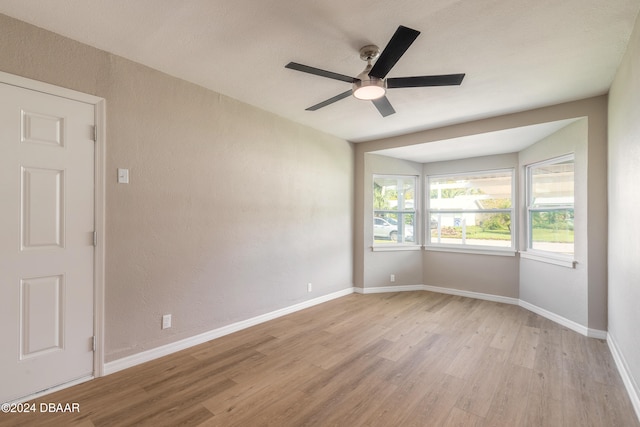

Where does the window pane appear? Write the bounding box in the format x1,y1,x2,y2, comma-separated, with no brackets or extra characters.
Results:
426,169,514,251
530,209,574,254
531,160,574,207
373,213,415,243
374,176,415,211
429,171,512,210
527,156,574,256
429,212,512,248
373,175,417,245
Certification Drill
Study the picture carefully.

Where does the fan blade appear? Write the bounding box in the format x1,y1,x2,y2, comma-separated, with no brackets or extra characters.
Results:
387,73,465,88
306,90,353,111
372,96,396,117
286,62,356,83
369,26,420,79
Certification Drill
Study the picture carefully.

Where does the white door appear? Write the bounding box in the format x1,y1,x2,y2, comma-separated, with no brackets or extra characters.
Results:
0,83,95,403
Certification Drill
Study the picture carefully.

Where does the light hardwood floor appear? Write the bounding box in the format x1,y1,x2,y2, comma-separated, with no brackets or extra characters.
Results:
1,291,638,426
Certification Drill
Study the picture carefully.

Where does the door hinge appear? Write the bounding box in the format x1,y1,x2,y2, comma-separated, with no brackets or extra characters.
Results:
93,231,97,247
92,125,97,142
92,336,96,352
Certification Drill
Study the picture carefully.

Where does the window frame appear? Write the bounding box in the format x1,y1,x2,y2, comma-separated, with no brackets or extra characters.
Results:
372,174,419,249
524,154,575,264
425,168,516,255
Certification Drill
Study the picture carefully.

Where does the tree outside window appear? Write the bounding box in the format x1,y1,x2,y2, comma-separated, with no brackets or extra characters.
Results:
373,175,417,245
427,169,514,250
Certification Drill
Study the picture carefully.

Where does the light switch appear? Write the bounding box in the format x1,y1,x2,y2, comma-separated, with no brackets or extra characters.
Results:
117,168,129,184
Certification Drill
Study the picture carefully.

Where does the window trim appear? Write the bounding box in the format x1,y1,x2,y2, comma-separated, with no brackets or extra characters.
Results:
520,251,576,268
372,174,420,248
524,154,575,263
425,168,516,254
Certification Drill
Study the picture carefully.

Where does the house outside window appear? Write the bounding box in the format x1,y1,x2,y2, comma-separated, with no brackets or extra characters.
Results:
373,175,417,245
525,155,574,257
427,169,515,252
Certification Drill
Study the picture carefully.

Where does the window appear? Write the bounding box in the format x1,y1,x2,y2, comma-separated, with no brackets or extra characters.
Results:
526,155,574,257
373,175,417,245
427,169,514,251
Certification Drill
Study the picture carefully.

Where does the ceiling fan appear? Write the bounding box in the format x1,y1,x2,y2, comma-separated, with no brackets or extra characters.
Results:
285,25,465,117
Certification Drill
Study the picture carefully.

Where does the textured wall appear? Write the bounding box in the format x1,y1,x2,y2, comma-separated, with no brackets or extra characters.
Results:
518,120,590,326
0,14,354,362
360,154,424,289
608,9,640,408
422,153,519,298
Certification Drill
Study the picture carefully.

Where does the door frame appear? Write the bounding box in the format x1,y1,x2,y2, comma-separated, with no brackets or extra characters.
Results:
0,71,106,381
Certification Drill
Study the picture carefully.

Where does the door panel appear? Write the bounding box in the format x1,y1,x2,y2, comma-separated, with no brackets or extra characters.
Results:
0,83,95,403
20,275,64,359
21,167,65,249
21,110,65,147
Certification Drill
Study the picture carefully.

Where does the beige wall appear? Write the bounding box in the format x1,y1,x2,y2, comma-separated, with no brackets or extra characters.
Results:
423,153,519,298
518,120,590,325
516,104,607,332
359,154,423,289
0,14,354,362
355,97,608,329
608,9,640,409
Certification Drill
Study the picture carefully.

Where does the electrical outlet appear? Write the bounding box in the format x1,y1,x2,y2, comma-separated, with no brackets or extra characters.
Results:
162,314,172,329
390,274,396,282
307,283,313,292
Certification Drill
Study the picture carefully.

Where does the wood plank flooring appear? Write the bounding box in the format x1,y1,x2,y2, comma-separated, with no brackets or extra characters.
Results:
1,291,637,426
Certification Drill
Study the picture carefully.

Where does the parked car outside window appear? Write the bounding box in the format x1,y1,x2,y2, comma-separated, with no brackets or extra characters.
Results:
374,217,414,242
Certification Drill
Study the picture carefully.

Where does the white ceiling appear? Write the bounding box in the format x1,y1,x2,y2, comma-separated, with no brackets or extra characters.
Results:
0,1,638,153
372,118,579,163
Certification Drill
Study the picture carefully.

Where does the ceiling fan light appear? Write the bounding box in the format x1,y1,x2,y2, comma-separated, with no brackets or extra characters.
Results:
352,78,386,100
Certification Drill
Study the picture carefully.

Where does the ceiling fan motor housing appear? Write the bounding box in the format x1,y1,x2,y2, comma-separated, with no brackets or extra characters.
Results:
352,75,386,100
353,45,386,100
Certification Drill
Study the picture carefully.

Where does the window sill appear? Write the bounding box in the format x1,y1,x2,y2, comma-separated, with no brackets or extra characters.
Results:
424,245,516,257
519,251,576,268
371,245,422,252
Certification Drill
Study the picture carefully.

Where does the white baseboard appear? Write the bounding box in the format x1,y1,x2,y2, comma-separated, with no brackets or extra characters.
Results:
356,284,519,307
607,333,640,422
356,284,426,294
518,300,607,339
422,284,519,306
104,287,355,375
